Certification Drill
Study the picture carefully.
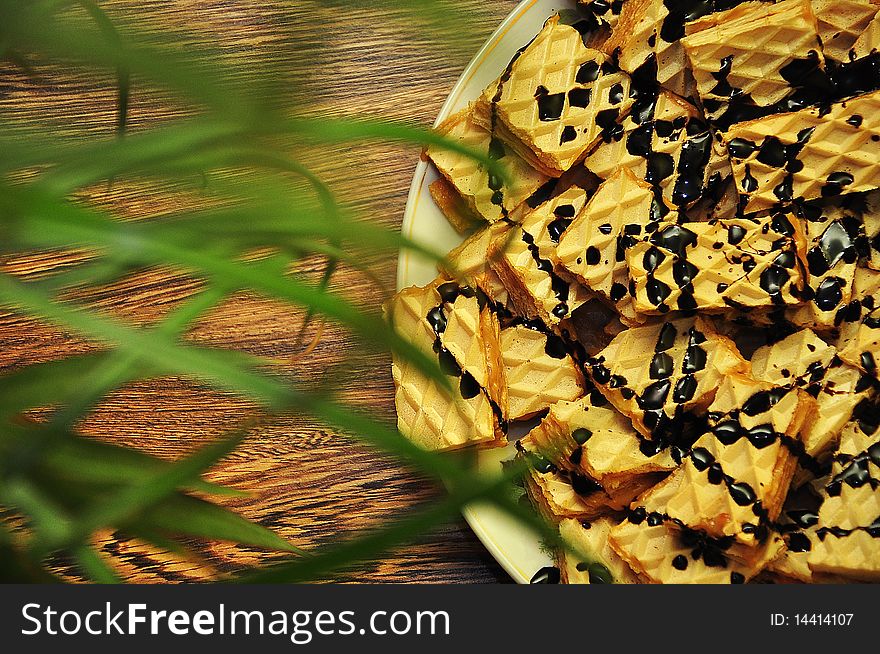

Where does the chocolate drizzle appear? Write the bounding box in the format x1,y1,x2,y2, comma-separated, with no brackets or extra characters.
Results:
427,283,508,432
588,322,711,462
520,229,571,319
627,507,736,570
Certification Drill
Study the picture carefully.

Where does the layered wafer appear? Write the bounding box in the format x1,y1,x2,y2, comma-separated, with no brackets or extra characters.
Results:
609,508,785,583
501,324,584,421
638,374,813,545
555,168,663,324
586,317,749,453
524,464,621,520
751,329,871,459
439,221,512,306
837,266,880,376
807,414,880,580
813,0,880,62
786,203,866,328
724,89,880,213
427,106,550,225
558,517,640,584
522,396,675,490
600,0,698,100
481,14,634,173
682,0,826,130
489,186,593,326
388,281,506,451
627,212,808,314
583,90,730,210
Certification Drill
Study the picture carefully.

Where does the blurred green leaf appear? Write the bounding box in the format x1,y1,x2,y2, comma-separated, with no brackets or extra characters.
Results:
72,543,122,584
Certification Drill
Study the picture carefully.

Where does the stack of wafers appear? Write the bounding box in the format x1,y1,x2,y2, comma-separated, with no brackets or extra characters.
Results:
391,1,880,583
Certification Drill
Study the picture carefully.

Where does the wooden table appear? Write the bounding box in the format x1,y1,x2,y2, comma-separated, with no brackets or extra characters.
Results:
0,0,523,583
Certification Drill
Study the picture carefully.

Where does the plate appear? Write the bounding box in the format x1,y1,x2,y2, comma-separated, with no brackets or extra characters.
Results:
397,0,578,584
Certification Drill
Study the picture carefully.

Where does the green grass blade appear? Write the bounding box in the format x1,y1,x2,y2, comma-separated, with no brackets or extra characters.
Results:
49,431,248,549
233,460,525,583
0,479,74,545
140,494,306,555
0,352,114,417
3,195,448,389
36,431,241,498
72,543,122,584
49,0,130,135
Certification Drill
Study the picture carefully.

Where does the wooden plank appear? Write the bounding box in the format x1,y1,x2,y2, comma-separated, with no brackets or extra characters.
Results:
0,0,520,583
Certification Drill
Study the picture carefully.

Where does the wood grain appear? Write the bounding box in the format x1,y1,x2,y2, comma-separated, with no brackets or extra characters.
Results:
0,0,523,583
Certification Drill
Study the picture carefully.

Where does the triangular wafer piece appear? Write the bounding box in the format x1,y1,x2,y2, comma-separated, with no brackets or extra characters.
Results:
627,212,807,314
558,517,640,584
640,374,813,545
519,430,659,516
682,0,826,130
724,89,880,214
482,14,634,173
609,508,784,583
524,465,620,521
837,307,880,377
501,324,585,421
389,280,506,451
556,168,664,324
587,316,749,452
751,329,871,458
522,396,676,489
767,512,820,583
813,0,880,62
427,106,550,225
490,187,593,326
428,177,481,234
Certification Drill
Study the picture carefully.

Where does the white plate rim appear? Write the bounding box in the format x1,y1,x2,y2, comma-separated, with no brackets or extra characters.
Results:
397,0,574,584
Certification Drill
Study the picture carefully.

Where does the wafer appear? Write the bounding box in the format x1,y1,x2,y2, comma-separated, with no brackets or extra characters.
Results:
682,0,825,129
586,316,749,453
724,89,880,213
577,0,629,31
555,168,663,324
524,464,620,520
427,107,550,225
558,517,640,584
428,178,481,234
640,374,812,547
389,281,506,451
501,324,584,421
522,396,675,489
482,14,634,173
583,90,731,210
839,314,880,377
786,203,866,328
489,186,594,326
813,0,880,62
751,328,871,458
627,212,807,314
609,508,785,583
851,8,880,60
439,221,512,306
600,0,698,100
807,415,880,580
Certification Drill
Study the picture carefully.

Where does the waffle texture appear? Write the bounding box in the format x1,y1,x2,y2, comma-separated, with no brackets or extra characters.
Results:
725,90,880,213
